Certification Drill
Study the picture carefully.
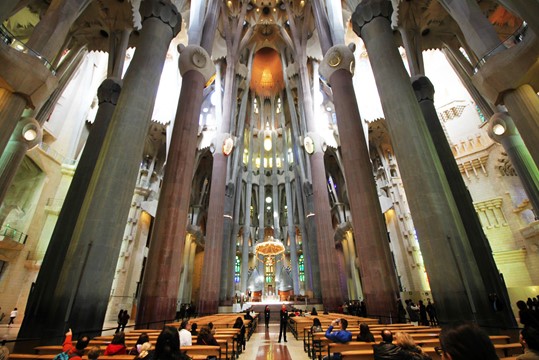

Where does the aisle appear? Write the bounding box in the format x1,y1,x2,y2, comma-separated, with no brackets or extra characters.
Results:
242,321,311,360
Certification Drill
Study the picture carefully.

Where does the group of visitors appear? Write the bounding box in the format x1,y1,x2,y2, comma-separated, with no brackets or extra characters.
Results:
175,303,196,322
341,301,367,317
313,313,539,360
399,299,437,326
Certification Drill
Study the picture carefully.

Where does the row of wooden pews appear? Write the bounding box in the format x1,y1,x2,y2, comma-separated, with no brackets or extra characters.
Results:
302,321,522,360
11,313,258,360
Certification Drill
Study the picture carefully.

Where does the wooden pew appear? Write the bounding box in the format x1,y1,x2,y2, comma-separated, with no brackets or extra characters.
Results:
182,345,221,360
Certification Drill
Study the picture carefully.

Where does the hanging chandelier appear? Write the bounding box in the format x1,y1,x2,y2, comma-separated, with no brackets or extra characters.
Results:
255,236,285,256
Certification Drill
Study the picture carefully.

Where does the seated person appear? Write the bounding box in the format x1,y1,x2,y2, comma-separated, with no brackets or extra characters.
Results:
325,318,352,343
357,323,375,343
197,326,219,346
438,322,498,360
395,332,431,360
324,318,352,360
178,320,193,347
62,328,90,360
129,333,150,355
87,347,101,360
517,326,539,360
373,330,404,360
104,332,127,355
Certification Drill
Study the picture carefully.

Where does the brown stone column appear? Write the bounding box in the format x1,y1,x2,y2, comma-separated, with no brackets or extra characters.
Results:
351,0,500,326
503,84,539,167
137,45,214,327
17,0,181,342
413,75,517,327
320,45,399,320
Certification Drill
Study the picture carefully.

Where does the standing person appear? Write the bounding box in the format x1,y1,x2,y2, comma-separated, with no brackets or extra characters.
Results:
360,301,367,317
278,304,288,343
120,310,130,332
116,309,124,333
418,300,429,326
264,305,271,328
426,299,438,326
406,300,419,326
397,300,407,324
8,308,17,327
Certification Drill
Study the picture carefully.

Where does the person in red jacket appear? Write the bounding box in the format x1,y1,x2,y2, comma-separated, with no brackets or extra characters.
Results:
62,328,90,360
104,332,127,355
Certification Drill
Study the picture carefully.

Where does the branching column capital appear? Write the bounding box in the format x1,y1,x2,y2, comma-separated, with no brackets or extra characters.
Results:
351,0,393,37
140,0,182,36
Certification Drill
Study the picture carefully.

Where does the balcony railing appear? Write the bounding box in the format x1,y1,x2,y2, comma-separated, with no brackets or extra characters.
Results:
474,23,528,73
0,24,56,75
39,142,77,166
0,225,28,245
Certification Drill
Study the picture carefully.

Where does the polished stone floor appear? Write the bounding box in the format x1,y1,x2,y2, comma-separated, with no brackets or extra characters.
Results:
243,322,311,360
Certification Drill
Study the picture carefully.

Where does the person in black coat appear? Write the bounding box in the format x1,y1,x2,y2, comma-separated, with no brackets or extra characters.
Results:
278,305,288,343
373,330,405,360
264,305,270,328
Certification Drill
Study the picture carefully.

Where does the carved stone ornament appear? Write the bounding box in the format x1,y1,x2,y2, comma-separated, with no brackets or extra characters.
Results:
178,45,216,86
223,136,234,156
97,78,122,105
303,136,315,154
411,75,435,103
319,44,356,83
139,0,182,37
351,0,393,37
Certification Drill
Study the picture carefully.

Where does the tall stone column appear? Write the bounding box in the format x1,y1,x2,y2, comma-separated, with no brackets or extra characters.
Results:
16,77,122,348
320,45,399,320
502,85,539,167
281,111,300,295
412,75,517,327
137,44,213,326
0,0,26,24
488,112,539,214
22,0,180,341
441,46,495,120
351,0,501,326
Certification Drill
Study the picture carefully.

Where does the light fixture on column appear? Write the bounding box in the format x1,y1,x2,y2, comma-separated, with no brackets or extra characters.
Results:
264,130,272,151
23,127,38,141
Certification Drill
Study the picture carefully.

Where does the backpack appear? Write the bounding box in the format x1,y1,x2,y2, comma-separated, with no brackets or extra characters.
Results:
53,351,70,360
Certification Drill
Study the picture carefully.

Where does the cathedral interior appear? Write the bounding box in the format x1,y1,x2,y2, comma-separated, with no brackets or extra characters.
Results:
0,0,538,347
